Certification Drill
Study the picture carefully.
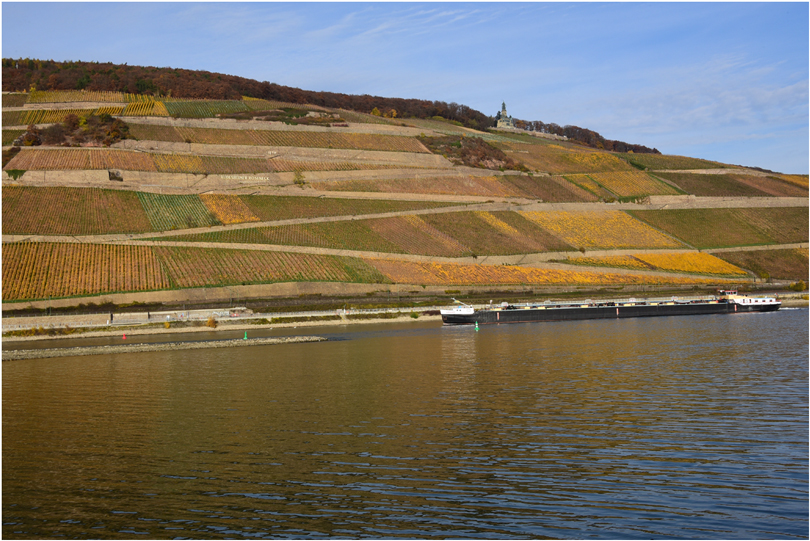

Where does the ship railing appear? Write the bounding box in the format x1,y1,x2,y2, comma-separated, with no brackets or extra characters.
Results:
502,295,721,310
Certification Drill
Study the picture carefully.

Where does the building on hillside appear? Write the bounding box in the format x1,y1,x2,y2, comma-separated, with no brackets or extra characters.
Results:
492,101,568,141
496,101,514,129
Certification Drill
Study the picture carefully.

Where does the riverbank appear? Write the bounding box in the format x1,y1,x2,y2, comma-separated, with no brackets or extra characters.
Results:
2,335,327,361
2,314,444,343
3,294,805,344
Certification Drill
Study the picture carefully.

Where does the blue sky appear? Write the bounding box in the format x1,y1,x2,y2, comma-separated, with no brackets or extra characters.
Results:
3,2,808,173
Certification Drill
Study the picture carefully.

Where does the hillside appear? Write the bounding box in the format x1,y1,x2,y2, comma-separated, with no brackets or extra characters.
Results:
2,89,807,315
3,59,660,152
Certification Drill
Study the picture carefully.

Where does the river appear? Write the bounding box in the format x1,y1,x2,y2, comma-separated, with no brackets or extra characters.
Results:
3,309,807,539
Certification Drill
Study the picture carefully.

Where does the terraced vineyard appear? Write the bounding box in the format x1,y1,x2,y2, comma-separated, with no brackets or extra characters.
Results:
559,255,654,271
3,106,126,126
614,153,725,171
778,175,809,188
521,210,685,250
366,215,469,257
0,187,462,235
587,171,682,198
4,148,277,174
128,123,188,142
2,89,807,304
2,243,169,300
266,159,409,173
496,141,635,174
26,90,145,103
136,125,430,152
653,172,808,198
563,174,617,200
5,148,158,171
717,248,809,281
152,246,389,288
241,195,458,222
122,101,169,116
166,210,578,257
170,220,406,254
366,259,726,287
137,192,220,230
153,154,268,174
634,253,747,276
2,186,152,235
418,211,574,255
1,242,391,300
562,253,746,276
311,174,597,201
628,208,809,249
200,194,261,225
242,97,313,111
3,108,97,126
163,100,250,118
2,129,24,145
2,93,29,107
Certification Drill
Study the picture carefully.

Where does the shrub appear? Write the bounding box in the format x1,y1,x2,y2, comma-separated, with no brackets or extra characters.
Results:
19,125,42,146
789,280,807,292
206,316,217,328
63,114,80,131
41,123,67,145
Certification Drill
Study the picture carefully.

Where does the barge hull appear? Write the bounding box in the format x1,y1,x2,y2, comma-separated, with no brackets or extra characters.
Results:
441,301,779,326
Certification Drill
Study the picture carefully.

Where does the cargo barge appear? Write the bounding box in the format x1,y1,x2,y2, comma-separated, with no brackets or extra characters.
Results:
440,290,780,326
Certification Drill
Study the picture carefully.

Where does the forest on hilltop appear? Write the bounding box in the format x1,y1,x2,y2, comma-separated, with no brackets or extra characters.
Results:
1,58,493,130
3,58,656,153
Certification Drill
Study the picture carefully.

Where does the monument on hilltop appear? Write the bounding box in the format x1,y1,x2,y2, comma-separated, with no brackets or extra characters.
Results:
492,101,568,141
496,101,514,129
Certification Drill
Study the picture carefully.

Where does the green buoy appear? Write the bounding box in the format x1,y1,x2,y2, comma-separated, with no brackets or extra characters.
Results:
244,331,248,340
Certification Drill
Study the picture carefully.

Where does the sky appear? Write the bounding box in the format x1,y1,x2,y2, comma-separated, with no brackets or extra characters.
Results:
2,2,808,173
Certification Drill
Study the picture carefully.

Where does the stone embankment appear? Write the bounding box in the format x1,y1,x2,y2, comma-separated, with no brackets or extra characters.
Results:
3,335,327,361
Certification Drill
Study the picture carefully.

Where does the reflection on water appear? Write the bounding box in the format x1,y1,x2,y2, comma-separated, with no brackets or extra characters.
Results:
3,311,808,539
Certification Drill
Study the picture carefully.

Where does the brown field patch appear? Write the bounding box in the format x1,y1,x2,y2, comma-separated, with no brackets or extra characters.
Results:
628,208,808,249
716,248,809,281
653,172,806,197
366,215,469,256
